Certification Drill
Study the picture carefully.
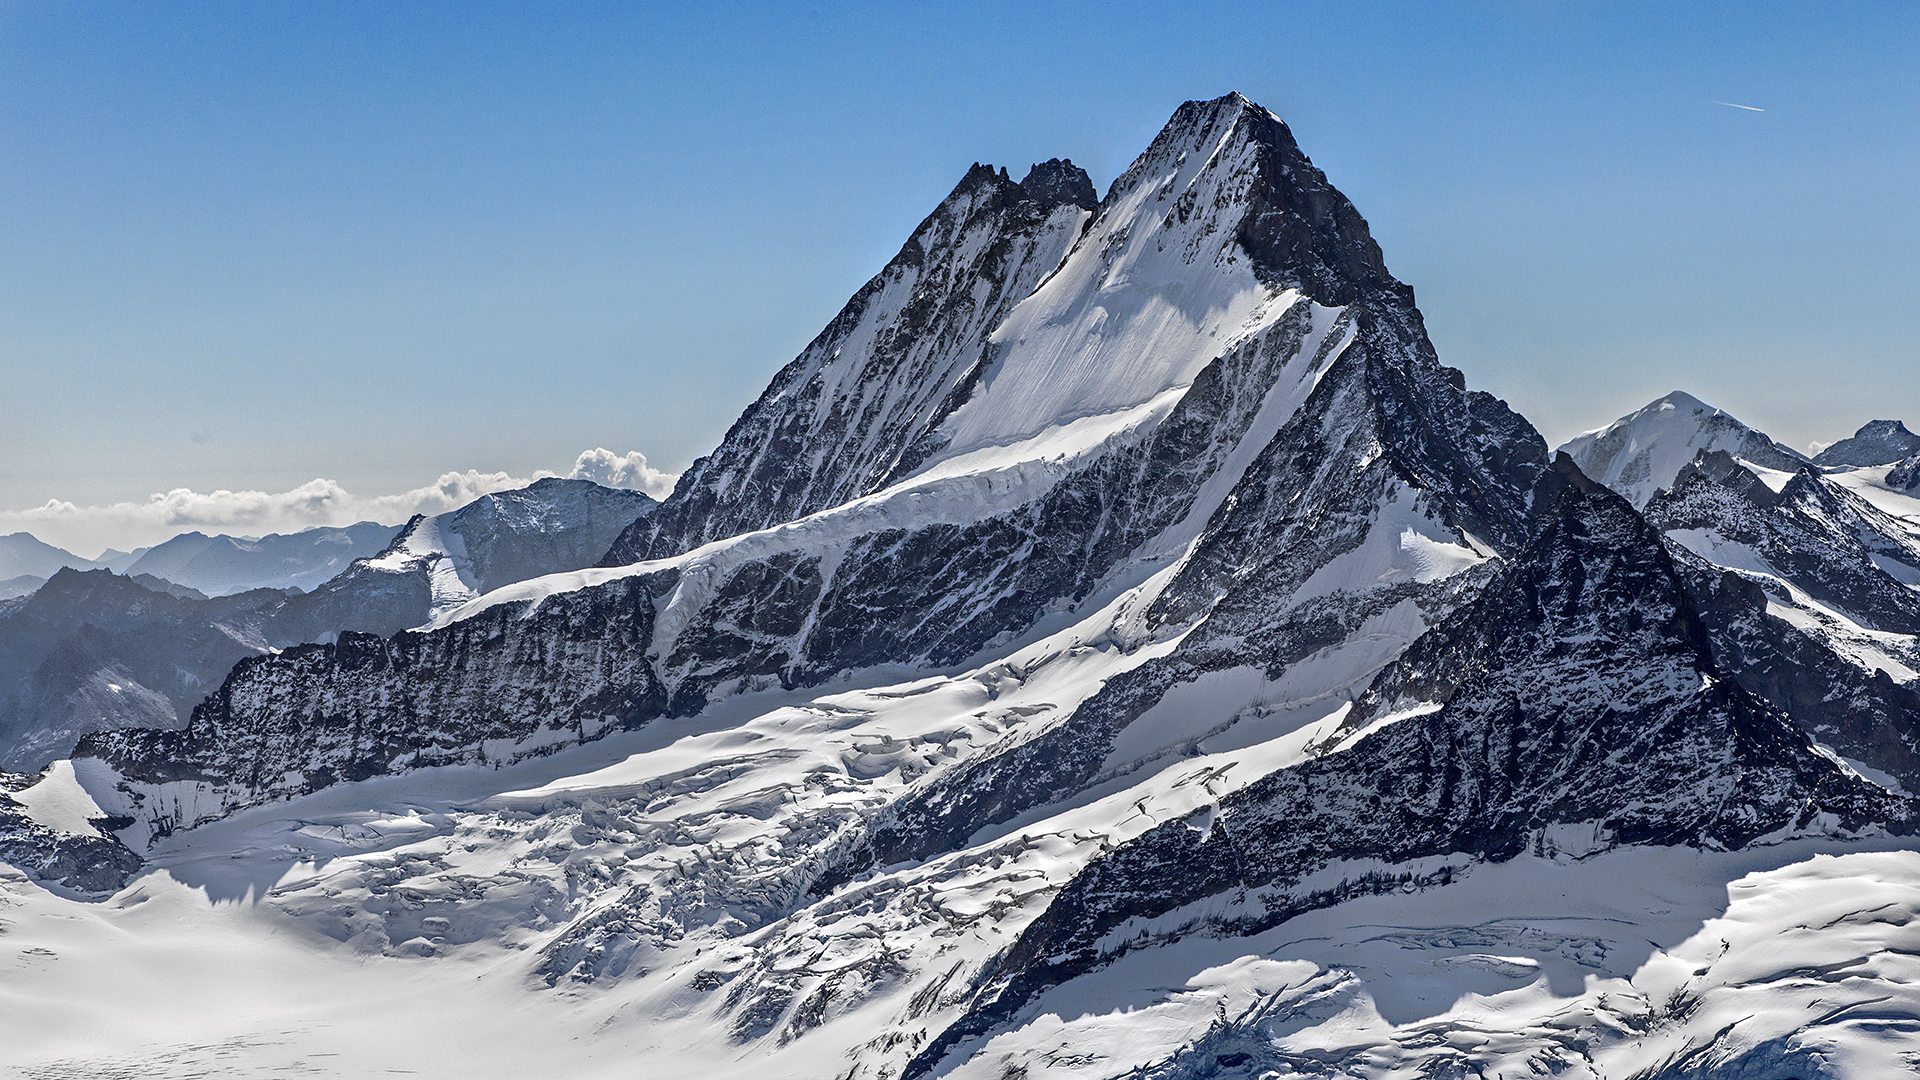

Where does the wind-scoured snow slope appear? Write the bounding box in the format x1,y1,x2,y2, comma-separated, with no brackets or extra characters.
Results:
1559,391,1808,509
606,158,1099,562
9,95,1916,1079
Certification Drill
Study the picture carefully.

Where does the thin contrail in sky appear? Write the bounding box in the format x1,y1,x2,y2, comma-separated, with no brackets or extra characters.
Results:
1715,101,1765,112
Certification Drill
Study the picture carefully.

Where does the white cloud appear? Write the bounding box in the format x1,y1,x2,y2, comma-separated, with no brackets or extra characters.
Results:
1,451,679,558
562,448,678,500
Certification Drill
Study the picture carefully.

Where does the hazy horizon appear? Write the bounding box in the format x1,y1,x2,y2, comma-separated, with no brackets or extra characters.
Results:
5,2,1915,554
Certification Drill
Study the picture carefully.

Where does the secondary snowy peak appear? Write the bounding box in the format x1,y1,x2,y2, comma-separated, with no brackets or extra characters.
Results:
445,477,656,594
303,477,656,630
1814,417,1920,468
1559,390,1807,508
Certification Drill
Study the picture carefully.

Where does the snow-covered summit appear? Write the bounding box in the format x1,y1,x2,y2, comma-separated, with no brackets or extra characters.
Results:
609,92,1408,563
926,93,1380,468
1557,390,1806,507
329,477,656,624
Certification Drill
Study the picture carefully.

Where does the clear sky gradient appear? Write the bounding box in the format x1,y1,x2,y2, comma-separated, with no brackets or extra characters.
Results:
3,1,1915,552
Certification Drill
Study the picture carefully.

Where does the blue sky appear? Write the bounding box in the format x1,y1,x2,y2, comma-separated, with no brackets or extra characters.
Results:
2,1,1915,552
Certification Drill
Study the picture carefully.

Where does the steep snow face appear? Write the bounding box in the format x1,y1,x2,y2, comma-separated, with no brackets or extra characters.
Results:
359,511,480,617
611,161,1097,562
613,93,1406,566
1559,391,1808,509
926,99,1303,465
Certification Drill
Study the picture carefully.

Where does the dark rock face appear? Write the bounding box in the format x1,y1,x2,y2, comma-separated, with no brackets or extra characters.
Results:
0,772,142,893
447,477,655,594
1813,418,1920,468
1673,555,1920,794
1015,158,1098,212
1639,454,1920,791
79,575,666,838
1888,453,1920,491
864,335,1538,868
907,465,1908,1078
0,569,289,771
1648,460,1920,637
0,480,660,775
265,544,438,647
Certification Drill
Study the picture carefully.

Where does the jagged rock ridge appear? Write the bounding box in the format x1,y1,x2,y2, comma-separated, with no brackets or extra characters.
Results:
1814,418,1920,468
906,462,1908,1076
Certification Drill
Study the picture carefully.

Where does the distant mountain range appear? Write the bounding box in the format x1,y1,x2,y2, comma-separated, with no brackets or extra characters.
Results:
0,532,142,583
119,521,402,595
0,478,654,771
0,520,397,601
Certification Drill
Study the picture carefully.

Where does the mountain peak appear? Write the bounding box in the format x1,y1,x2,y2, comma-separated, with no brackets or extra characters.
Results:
1814,418,1920,468
1016,158,1096,210
1559,390,1806,507
1106,92,1394,304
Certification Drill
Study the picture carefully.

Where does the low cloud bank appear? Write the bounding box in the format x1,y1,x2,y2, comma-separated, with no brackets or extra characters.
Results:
564,448,678,498
3,449,678,558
